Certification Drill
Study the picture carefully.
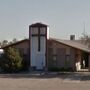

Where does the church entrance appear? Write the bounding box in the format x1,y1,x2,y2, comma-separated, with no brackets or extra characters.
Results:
36,53,45,70
81,52,89,69
75,50,89,71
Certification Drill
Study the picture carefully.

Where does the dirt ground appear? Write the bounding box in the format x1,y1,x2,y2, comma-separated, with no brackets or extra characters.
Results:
0,72,90,90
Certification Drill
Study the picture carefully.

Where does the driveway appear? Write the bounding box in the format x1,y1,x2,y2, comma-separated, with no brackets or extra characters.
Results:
0,72,90,90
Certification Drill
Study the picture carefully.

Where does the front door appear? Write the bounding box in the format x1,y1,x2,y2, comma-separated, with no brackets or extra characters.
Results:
36,53,45,70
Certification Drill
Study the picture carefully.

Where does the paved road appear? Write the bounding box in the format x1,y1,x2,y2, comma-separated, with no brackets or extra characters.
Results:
0,72,90,90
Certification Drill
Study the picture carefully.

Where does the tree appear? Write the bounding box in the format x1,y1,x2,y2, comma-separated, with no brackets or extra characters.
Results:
0,47,22,73
8,41,13,45
80,32,90,45
1,40,8,46
12,38,17,43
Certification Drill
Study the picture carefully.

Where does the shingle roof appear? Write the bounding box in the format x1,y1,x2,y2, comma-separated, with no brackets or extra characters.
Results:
50,38,90,53
1,37,90,53
1,39,29,49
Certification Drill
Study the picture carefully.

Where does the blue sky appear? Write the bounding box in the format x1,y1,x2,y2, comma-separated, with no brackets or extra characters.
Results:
0,0,90,41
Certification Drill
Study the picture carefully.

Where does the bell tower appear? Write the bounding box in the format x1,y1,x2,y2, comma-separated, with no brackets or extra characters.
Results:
29,22,49,70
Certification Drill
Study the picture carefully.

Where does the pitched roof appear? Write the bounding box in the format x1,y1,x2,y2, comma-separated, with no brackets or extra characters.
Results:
30,22,48,27
1,39,29,49
1,37,90,53
50,38,90,53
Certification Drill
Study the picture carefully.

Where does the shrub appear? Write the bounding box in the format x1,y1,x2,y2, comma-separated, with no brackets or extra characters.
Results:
48,67,73,72
0,47,22,73
48,67,60,71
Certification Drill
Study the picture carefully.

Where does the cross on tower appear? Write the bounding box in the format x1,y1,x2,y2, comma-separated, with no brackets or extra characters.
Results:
32,27,46,51
30,22,48,70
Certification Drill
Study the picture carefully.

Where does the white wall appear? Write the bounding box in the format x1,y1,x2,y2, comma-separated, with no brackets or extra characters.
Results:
30,27,47,69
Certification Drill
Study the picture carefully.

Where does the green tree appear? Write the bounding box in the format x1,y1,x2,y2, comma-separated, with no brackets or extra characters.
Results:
2,40,8,46
0,47,22,73
12,38,17,43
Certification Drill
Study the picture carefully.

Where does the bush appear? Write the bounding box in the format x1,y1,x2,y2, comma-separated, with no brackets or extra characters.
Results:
48,67,60,71
0,47,22,73
48,67,74,72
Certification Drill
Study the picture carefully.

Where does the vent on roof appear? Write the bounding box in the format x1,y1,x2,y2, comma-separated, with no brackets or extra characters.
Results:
70,35,75,40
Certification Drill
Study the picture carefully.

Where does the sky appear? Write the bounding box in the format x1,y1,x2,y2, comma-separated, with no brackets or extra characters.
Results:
0,0,90,41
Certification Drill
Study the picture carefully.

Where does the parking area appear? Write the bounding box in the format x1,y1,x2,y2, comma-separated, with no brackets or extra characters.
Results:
0,72,90,90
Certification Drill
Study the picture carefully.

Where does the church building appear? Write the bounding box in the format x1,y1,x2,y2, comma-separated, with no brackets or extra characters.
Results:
1,22,90,71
